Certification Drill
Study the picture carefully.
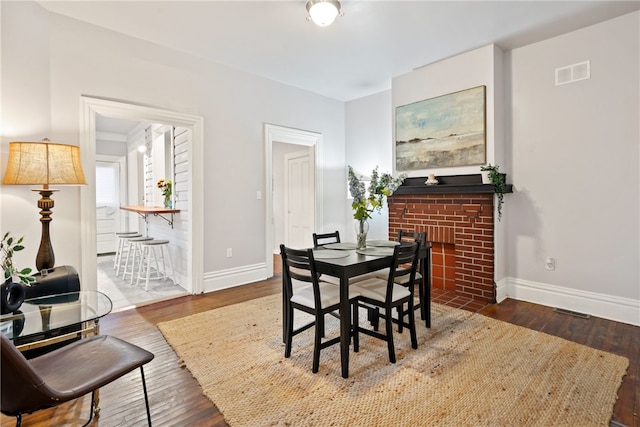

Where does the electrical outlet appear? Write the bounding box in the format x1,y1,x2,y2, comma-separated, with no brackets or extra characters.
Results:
226,248,232,258
545,257,555,271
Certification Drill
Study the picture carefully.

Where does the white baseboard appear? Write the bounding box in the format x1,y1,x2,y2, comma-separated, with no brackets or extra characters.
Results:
203,263,269,293
496,277,640,327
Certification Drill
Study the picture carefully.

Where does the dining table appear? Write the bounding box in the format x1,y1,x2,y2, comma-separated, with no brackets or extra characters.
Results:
312,240,430,378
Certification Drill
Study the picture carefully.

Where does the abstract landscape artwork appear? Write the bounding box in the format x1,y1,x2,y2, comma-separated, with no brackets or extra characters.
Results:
395,86,486,171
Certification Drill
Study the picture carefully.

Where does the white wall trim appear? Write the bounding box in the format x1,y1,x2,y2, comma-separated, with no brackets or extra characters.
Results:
203,263,268,293
497,277,640,327
79,96,204,294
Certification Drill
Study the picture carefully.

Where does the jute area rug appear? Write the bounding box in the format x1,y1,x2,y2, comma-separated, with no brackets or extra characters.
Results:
157,294,628,426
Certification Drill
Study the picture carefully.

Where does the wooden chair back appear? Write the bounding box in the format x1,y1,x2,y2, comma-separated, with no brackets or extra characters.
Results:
385,242,421,301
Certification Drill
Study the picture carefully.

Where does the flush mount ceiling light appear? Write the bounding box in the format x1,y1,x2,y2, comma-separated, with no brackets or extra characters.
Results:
306,0,342,27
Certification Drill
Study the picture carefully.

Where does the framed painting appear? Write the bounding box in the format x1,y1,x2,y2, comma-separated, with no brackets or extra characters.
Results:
395,85,486,171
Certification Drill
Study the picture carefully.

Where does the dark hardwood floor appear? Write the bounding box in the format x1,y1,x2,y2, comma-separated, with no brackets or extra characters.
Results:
2,275,638,427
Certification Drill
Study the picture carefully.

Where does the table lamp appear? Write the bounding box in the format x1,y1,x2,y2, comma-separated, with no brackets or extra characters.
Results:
2,139,87,272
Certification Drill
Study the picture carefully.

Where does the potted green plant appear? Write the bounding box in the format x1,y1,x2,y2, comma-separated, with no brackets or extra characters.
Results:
480,164,506,221
1,232,34,313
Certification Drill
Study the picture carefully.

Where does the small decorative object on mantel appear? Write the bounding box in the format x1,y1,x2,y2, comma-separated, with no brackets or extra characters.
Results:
1,232,34,314
348,166,407,250
157,178,173,208
425,173,439,185
480,164,507,221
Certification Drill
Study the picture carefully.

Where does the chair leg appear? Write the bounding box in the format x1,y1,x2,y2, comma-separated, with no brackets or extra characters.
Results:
81,390,96,427
141,366,153,427
14,414,21,427
408,301,418,350
284,305,294,358
385,309,396,363
352,300,359,353
312,314,323,373
417,277,426,321
425,282,431,328
372,307,380,331
397,306,404,333
282,293,287,343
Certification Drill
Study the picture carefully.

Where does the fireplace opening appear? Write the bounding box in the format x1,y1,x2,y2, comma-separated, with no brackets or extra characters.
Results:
389,189,496,303
430,242,456,291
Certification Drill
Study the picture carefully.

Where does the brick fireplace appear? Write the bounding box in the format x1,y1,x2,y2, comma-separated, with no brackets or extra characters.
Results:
388,175,509,303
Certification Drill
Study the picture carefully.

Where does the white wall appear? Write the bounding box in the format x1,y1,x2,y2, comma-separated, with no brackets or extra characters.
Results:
345,90,394,242
1,2,346,284
0,2,56,272
505,11,639,324
350,15,639,325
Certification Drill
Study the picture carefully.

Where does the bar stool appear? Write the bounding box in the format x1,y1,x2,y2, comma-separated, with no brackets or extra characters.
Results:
114,233,142,276
136,240,175,291
113,231,142,270
121,236,155,284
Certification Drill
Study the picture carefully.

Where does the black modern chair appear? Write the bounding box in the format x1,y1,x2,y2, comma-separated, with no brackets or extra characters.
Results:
1,333,154,426
280,244,360,373
312,230,341,247
351,242,421,363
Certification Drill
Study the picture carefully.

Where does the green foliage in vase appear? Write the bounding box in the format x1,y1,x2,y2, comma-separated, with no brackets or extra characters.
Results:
348,166,407,221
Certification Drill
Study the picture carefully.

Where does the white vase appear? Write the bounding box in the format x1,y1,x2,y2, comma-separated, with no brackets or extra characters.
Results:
481,171,492,184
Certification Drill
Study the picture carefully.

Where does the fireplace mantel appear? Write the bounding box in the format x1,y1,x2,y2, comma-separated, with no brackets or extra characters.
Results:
394,174,513,195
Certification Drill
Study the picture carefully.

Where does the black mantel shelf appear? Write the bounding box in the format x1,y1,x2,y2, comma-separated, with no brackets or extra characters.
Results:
392,174,513,195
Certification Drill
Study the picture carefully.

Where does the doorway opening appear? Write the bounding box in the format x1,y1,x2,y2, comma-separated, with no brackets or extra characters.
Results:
79,96,204,308
93,120,188,310
265,124,323,278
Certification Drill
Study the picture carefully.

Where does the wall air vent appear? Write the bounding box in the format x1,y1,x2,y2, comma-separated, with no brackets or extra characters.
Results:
555,60,590,86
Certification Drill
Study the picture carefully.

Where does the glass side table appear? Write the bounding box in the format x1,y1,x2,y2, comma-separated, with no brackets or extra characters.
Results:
0,290,113,352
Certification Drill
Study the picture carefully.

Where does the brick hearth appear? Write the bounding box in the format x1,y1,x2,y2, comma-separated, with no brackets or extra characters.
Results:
388,192,496,303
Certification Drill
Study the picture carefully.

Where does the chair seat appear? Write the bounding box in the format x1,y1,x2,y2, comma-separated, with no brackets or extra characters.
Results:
1,333,154,426
373,268,422,284
351,278,411,303
290,282,359,309
29,335,154,399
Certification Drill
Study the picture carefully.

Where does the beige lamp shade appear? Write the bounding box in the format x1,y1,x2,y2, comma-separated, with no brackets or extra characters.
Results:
2,141,86,186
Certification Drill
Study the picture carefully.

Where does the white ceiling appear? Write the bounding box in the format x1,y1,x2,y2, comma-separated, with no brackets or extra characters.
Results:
39,1,639,102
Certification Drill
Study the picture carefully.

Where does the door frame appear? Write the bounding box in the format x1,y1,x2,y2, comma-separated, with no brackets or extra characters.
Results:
265,124,323,278
80,96,204,294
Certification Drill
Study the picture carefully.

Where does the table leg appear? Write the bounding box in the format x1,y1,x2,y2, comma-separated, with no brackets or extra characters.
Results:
38,305,52,332
339,274,350,378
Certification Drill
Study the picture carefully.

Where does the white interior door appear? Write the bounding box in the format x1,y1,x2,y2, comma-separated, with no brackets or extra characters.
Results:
95,160,122,254
284,148,315,249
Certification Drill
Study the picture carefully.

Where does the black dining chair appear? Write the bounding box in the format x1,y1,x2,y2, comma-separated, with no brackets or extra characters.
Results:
1,333,154,427
351,241,421,363
280,244,360,373
312,231,341,247
374,230,428,330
